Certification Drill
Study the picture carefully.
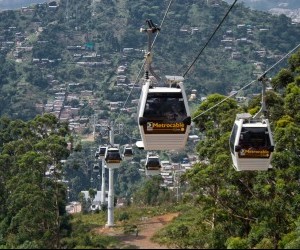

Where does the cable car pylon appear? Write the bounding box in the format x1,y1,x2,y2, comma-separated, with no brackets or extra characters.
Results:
95,121,134,227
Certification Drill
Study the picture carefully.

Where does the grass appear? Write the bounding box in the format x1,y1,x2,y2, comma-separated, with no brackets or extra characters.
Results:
62,203,181,248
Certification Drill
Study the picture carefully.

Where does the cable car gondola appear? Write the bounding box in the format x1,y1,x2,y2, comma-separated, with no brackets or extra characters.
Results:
122,145,133,160
98,146,108,160
229,113,275,171
104,147,122,169
93,163,100,172
145,153,162,176
229,75,275,171
137,77,191,151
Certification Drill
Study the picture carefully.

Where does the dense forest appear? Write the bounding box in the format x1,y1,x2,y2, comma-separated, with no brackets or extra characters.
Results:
0,0,300,248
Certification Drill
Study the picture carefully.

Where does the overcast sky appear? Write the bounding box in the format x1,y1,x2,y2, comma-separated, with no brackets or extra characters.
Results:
0,0,47,10
1,0,300,11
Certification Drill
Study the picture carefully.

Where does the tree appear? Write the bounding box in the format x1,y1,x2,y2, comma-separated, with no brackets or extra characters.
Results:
0,114,71,248
160,48,300,248
288,48,300,72
279,217,300,249
132,176,171,206
192,93,238,133
271,68,294,91
88,188,97,203
284,83,300,123
226,237,249,249
25,66,48,89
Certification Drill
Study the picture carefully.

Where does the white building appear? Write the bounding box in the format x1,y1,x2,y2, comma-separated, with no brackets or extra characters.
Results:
81,190,108,211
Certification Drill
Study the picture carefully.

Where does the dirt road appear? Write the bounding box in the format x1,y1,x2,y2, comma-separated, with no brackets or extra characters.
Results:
99,213,179,249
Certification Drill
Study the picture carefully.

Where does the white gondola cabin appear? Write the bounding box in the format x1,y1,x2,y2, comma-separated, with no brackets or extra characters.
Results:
104,147,122,169
229,113,275,171
93,163,100,172
145,153,162,176
122,145,133,160
98,146,108,160
137,77,191,151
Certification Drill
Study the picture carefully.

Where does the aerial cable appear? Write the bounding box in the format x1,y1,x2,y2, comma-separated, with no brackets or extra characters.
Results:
114,60,146,122
192,79,255,121
123,127,140,142
142,0,173,82
150,0,174,51
182,0,238,78
192,42,300,121
260,43,300,74
114,0,174,122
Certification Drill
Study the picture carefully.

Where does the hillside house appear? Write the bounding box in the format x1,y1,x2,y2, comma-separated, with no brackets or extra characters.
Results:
67,94,79,102
179,27,189,33
123,48,134,54
109,101,123,111
191,27,199,34
231,52,241,59
80,90,93,97
117,65,126,74
80,190,108,211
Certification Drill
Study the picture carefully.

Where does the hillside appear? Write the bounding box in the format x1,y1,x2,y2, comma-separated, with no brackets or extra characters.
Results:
0,0,299,200
0,1,300,248
0,0,299,121
0,0,46,10
226,0,300,11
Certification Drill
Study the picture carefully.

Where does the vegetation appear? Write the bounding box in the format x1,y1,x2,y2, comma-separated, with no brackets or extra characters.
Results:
0,0,300,248
0,114,71,248
151,49,300,249
61,212,119,249
0,0,300,120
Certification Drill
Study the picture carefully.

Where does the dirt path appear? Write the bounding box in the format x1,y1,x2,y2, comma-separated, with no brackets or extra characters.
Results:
98,213,179,249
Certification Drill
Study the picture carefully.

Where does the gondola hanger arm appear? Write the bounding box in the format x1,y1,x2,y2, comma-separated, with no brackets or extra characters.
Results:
140,19,163,83
253,74,269,119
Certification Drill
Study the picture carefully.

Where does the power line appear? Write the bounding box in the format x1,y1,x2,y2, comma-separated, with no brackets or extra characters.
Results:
192,43,300,121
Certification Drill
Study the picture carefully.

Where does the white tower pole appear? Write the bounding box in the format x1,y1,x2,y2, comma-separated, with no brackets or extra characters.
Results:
106,121,116,227
106,168,114,227
101,158,106,205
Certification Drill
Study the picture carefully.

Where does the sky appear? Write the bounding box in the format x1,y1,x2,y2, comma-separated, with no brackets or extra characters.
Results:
1,0,300,12
0,0,47,10
224,0,300,11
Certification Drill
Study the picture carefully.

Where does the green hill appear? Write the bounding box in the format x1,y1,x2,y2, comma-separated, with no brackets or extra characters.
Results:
1,1,300,249
0,0,299,120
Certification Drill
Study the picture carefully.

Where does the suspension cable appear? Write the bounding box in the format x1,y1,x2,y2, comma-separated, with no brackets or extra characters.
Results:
182,0,238,78
150,0,174,51
192,43,300,121
114,0,174,123
117,0,234,122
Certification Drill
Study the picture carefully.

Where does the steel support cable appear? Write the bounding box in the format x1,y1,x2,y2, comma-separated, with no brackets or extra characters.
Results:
123,127,140,141
182,0,238,78
114,0,174,123
192,43,300,121
150,0,174,51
